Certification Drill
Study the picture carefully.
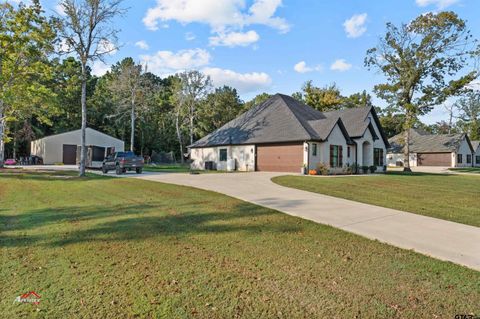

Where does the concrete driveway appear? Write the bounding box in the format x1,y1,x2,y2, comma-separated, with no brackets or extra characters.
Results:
125,171,480,271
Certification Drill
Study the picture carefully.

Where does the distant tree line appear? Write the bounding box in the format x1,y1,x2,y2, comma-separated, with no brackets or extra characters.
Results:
1,1,479,172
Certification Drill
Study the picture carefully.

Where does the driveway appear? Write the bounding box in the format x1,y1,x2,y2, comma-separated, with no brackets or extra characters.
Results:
125,171,480,271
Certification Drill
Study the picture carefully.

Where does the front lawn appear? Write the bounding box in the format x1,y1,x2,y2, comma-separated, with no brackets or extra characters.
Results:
1,170,479,318
449,167,480,174
273,172,480,227
143,164,191,173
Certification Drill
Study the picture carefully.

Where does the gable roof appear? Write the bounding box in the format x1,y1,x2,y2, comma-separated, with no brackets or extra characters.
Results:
389,129,470,153
33,127,123,144
322,106,390,147
471,140,479,151
189,94,355,148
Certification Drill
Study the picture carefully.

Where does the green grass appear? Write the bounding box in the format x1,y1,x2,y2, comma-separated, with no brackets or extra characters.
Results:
1,169,479,318
143,164,191,173
449,167,480,174
273,172,480,227
143,164,224,174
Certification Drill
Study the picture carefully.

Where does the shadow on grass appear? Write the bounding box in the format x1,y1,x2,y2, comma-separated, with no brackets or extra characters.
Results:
385,171,451,177
0,170,109,182
0,202,300,248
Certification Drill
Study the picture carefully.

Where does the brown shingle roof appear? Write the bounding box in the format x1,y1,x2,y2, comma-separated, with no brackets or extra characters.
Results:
389,129,469,153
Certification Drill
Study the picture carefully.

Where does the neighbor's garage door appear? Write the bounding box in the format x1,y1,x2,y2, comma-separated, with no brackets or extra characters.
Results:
62,144,77,165
256,143,303,172
417,152,451,166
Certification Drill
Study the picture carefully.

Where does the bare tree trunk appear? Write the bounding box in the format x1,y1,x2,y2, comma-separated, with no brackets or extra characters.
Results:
0,110,5,168
130,101,135,152
175,110,184,164
13,133,16,160
189,106,194,146
448,111,453,134
79,64,87,176
403,114,412,172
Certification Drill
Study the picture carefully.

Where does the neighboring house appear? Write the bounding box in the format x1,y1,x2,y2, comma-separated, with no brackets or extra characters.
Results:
472,141,480,167
189,93,389,173
387,129,474,167
31,128,124,167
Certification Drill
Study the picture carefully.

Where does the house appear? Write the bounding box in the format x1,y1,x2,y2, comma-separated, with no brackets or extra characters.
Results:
472,141,480,167
387,129,474,167
189,94,389,173
30,128,124,167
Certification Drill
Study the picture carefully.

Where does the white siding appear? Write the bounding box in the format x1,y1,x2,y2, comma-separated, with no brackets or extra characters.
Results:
190,145,256,171
475,146,480,167
312,123,353,173
387,153,417,167
30,128,124,165
454,138,473,167
353,112,387,170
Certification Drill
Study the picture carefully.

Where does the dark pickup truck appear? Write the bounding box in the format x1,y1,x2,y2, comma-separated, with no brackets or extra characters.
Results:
102,151,144,175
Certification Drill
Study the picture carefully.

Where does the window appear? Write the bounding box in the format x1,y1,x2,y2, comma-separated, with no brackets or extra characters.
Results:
92,146,106,162
457,154,463,164
374,148,384,166
476,156,480,164
312,143,317,156
219,148,227,162
329,145,343,167
347,146,351,158
467,154,472,164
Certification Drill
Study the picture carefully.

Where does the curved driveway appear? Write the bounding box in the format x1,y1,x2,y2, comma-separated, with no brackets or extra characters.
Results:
128,171,480,271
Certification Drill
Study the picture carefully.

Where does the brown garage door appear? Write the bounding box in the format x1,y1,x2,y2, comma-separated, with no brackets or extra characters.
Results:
62,144,77,165
417,152,451,166
256,143,303,172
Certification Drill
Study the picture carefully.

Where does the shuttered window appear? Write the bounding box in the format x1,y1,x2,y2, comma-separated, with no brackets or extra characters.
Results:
457,154,463,164
329,145,343,167
476,156,480,164
374,148,384,166
219,149,227,162
467,154,472,164
312,143,317,156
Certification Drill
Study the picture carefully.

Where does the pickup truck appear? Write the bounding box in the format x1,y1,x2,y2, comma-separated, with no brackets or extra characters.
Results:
102,151,144,175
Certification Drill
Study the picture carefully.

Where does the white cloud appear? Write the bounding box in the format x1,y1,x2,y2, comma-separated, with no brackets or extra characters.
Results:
140,48,211,75
209,30,260,47
143,0,290,42
54,2,66,16
343,13,367,38
91,61,111,76
330,59,352,72
135,40,150,50
185,32,196,41
467,79,480,91
293,61,322,73
415,0,459,9
202,67,271,94
97,39,117,55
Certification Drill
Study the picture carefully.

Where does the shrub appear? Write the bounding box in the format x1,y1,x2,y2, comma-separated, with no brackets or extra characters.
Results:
343,165,353,175
361,166,369,174
350,163,359,174
369,165,377,173
316,163,329,175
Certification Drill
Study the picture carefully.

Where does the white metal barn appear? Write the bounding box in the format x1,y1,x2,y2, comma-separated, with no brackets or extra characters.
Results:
30,128,124,167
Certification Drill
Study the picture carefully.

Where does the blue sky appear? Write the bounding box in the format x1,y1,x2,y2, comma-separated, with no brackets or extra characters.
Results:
11,0,480,123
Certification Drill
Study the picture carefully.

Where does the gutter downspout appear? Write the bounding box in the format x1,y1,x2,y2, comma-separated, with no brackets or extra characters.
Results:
355,140,358,173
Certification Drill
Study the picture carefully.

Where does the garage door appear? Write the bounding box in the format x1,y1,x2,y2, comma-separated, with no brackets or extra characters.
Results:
417,152,451,166
256,143,303,172
62,144,77,165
